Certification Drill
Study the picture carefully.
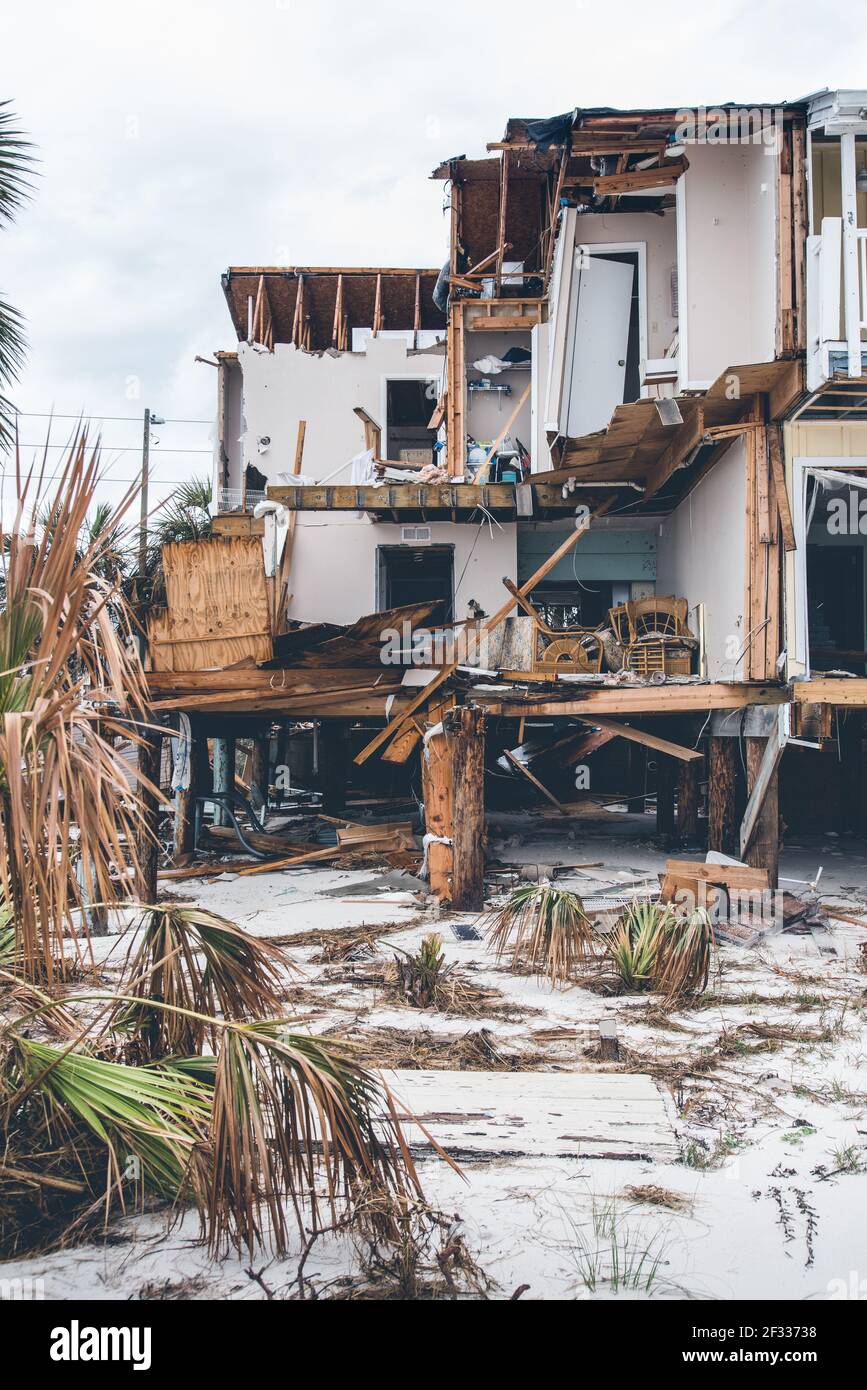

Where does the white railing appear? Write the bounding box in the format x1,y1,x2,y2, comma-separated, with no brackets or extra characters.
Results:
859,228,867,334
216,487,266,514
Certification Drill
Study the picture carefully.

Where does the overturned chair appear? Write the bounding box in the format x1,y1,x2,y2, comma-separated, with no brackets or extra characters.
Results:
503,579,604,675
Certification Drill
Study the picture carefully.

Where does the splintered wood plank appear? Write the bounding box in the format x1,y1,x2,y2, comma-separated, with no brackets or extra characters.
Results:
388,1070,678,1162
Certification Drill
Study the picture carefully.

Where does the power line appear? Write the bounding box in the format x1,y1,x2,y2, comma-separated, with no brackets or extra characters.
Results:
13,411,212,425
11,444,212,453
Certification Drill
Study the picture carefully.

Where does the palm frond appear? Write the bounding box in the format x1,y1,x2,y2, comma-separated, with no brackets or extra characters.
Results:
484,882,593,988
608,899,666,992
0,431,159,981
4,1035,212,1201
208,1021,425,1256
146,476,212,574
113,905,292,1058
0,103,36,451
654,907,715,1000
606,899,715,1000
0,102,37,227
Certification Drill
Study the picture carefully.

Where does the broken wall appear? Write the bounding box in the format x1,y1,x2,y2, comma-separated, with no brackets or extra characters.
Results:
226,337,447,489
656,437,747,679
677,143,777,386
285,514,517,626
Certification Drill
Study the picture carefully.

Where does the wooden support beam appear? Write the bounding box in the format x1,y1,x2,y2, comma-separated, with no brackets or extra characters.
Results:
677,757,701,840
354,500,613,764
585,715,702,763
173,720,206,859
421,697,455,901
707,735,739,856
317,720,350,816
496,684,787,719
768,423,797,551
212,737,235,827
373,272,383,335
446,705,487,910
413,272,421,348
743,734,781,888
495,151,510,295
353,406,382,457
137,724,162,902
331,273,344,349
249,730,270,813
655,752,677,840
470,316,541,332
591,157,688,196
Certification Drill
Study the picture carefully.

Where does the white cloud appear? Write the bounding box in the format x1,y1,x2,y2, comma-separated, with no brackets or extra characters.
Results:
1,0,865,511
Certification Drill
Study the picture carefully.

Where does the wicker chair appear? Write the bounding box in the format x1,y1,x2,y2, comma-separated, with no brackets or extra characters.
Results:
608,596,696,677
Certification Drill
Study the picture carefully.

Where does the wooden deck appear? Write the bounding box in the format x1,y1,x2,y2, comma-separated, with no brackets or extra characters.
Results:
265,481,578,520
389,1070,679,1163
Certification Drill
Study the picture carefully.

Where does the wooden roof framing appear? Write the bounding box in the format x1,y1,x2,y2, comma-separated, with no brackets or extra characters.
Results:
222,267,446,349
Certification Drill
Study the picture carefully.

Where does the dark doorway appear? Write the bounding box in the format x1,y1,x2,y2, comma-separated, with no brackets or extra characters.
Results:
807,543,866,674
385,379,438,463
378,545,454,622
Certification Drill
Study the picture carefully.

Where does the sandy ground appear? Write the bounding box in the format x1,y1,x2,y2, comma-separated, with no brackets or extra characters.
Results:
3,811,867,1301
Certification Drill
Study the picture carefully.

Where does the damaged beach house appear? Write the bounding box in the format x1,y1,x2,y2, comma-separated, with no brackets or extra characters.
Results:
141,89,867,928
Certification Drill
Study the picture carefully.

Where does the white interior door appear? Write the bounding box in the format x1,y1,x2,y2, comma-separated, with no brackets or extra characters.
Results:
562,255,634,438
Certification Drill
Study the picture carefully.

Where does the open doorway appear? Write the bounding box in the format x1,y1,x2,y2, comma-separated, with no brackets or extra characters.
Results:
384,378,438,465
798,472,867,675
586,249,643,405
377,544,454,622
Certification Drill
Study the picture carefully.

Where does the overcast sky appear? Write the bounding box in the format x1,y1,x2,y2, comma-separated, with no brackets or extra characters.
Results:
2,0,865,516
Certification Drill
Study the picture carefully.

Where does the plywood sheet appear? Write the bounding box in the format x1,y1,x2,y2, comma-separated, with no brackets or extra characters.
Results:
149,538,272,672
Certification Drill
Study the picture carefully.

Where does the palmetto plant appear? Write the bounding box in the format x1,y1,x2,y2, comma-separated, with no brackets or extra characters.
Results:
485,882,593,988
608,899,667,992
0,101,37,449
607,898,714,1000
0,433,158,981
390,932,455,1009
0,994,434,1259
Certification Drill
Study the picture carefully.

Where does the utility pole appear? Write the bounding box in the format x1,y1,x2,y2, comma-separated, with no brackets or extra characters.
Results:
139,406,151,579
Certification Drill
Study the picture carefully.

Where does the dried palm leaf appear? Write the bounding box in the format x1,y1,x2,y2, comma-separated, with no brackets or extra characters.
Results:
112,905,293,1058
654,907,715,1000
0,431,160,982
207,1021,427,1257
484,882,593,988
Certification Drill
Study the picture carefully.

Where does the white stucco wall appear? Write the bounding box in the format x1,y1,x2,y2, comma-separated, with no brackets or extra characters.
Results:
678,142,777,386
571,208,678,360
656,439,747,680
218,337,517,627
285,513,517,626
228,337,447,486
